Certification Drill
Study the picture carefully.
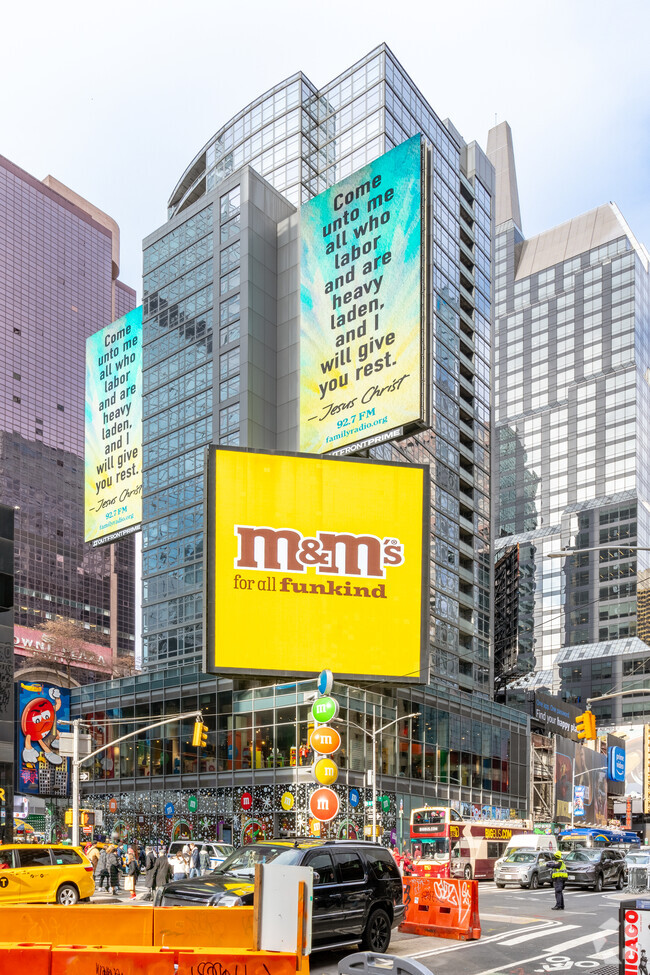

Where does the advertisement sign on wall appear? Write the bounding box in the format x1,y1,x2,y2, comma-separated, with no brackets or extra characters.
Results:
205,447,428,681
555,738,607,825
85,306,143,546
300,136,425,454
16,682,69,796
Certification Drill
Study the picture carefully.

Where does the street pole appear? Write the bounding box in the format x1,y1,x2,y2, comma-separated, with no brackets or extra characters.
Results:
372,705,377,844
72,719,80,847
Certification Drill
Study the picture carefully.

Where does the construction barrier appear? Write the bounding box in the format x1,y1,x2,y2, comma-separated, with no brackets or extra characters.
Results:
0,905,154,946
51,944,175,975
0,942,51,975
399,876,480,941
176,949,302,975
154,905,254,949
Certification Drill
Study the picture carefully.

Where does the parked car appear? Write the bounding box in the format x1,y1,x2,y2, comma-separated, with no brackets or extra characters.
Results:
494,850,554,889
564,848,626,891
0,844,95,904
167,841,234,871
156,839,405,953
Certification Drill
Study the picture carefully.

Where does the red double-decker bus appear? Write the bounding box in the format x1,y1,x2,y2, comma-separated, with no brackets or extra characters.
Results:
409,805,533,879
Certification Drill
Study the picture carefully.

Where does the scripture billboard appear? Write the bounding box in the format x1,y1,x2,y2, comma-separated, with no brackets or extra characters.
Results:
85,306,143,546
300,135,424,454
205,447,428,681
16,682,69,797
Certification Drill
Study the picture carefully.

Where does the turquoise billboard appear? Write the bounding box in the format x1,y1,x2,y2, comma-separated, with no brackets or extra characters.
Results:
300,135,424,454
85,306,143,545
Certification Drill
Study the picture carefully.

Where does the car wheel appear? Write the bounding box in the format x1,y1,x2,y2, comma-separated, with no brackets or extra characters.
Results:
361,908,392,954
464,865,472,880
593,873,604,892
530,873,539,890
56,884,79,905
617,871,625,890
496,882,505,888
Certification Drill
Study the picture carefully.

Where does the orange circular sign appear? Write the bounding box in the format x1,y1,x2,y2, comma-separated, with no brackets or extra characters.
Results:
108,799,118,813
309,787,339,822
311,726,341,756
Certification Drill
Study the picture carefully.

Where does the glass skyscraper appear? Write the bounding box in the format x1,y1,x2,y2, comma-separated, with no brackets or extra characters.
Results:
0,155,136,675
75,46,530,843
488,122,650,723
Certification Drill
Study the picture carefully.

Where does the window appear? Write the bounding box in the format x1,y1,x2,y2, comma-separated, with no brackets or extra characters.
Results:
335,851,365,882
306,851,336,885
51,849,83,865
17,848,52,868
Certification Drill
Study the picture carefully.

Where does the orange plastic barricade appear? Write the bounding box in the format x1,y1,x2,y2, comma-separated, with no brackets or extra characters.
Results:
0,942,50,975
176,949,301,975
154,905,255,949
399,876,481,941
0,904,154,946
51,944,175,975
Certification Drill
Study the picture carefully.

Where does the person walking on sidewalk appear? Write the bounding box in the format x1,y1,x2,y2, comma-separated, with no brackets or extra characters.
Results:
107,844,121,896
125,851,140,900
551,850,568,910
189,843,200,879
96,846,110,891
152,847,173,895
143,846,157,900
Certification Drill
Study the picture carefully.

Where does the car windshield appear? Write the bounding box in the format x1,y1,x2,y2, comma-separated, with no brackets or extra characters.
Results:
214,845,304,879
627,853,650,863
505,852,535,863
565,850,599,862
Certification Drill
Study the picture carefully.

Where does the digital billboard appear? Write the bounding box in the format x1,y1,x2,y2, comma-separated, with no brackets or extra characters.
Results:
16,682,69,797
85,306,143,546
555,738,607,825
205,447,428,681
300,135,424,454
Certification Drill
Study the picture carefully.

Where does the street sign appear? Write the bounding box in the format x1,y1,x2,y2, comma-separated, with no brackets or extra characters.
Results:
79,771,90,782
58,732,92,757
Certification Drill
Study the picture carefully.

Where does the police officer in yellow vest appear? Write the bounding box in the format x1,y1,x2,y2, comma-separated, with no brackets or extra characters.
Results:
552,850,568,910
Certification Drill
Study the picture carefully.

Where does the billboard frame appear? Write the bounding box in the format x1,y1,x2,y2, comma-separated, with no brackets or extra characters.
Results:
203,445,430,683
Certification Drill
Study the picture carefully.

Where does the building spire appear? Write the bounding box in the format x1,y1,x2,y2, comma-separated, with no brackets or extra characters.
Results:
486,121,522,234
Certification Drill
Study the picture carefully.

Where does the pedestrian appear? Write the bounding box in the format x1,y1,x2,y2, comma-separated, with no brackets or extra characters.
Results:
199,846,211,875
170,846,189,881
152,846,173,894
402,852,414,877
391,846,402,872
124,851,140,900
86,842,100,875
551,850,568,910
143,846,157,901
96,846,110,891
189,843,200,879
107,844,121,896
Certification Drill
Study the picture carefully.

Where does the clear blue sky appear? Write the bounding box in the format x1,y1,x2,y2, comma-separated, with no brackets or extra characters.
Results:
2,0,648,297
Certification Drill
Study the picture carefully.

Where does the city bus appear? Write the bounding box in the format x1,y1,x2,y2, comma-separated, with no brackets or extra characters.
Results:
409,805,533,880
558,827,640,852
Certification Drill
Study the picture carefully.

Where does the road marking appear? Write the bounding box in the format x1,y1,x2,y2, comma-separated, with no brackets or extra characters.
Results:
547,929,617,953
588,947,620,961
481,912,545,922
406,921,565,959
467,934,616,975
500,924,580,946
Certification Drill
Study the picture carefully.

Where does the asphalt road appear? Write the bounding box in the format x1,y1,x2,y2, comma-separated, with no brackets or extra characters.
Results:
310,881,625,975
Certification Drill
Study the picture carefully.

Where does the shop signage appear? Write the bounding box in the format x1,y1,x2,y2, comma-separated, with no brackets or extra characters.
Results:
164,803,174,818
608,745,625,782
241,791,253,811
311,726,341,756
314,758,339,785
318,669,334,696
187,795,198,812
349,788,360,807
312,696,338,724
309,787,339,822
280,791,294,811
109,799,118,813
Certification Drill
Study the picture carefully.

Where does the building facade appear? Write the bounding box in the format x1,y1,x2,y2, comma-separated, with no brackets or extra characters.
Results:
0,157,137,677
76,45,529,840
0,504,14,842
488,122,650,721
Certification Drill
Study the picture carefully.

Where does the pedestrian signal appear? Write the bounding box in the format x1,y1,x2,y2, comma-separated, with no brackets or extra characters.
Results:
192,719,208,748
576,710,597,740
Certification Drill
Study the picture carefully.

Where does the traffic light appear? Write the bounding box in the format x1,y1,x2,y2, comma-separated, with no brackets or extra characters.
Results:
65,809,73,826
79,810,95,827
576,710,597,740
192,719,208,748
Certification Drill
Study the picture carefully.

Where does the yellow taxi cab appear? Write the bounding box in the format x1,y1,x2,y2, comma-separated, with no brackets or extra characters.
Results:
0,844,95,904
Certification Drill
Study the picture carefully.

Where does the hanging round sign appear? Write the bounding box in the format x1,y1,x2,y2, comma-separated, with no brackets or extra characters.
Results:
240,791,253,810
108,799,118,813
317,669,334,696
187,795,198,813
164,803,175,818
311,696,338,724
280,791,294,811
314,758,339,785
349,788,360,808
311,725,341,755
309,787,339,822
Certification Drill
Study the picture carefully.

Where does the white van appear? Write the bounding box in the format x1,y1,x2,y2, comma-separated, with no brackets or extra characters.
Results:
505,833,558,855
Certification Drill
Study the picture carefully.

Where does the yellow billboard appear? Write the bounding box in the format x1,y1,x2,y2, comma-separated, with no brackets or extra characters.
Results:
205,448,428,681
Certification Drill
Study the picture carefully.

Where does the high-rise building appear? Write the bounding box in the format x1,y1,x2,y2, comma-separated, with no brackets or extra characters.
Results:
0,503,14,842
0,156,137,679
76,45,530,840
488,122,650,723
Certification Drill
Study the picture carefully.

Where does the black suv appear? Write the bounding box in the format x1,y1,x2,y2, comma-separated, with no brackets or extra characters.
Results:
156,839,405,952
563,848,626,890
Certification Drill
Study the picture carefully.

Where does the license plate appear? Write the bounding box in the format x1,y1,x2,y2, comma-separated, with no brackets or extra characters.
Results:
567,874,575,879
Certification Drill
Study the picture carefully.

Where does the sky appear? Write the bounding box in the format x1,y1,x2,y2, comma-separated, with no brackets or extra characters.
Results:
2,0,649,299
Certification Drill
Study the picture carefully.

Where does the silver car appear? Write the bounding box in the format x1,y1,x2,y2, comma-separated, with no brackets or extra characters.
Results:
494,850,554,890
